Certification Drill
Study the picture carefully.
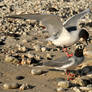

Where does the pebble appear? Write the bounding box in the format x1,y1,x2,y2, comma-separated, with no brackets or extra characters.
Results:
46,53,52,60
33,45,41,51
41,47,47,52
18,45,27,52
57,87,65,92
19,84,25,90
19,83,32,90
5,55,18,63
87,71,92,77
3,83,19,89
31,69,43,75
72,87,81,92
73,77,90,86
57,80,70,88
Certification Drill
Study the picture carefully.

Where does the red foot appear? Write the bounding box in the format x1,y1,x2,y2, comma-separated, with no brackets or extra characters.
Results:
62,48,73,58
65,52,73,58
66,70,75,80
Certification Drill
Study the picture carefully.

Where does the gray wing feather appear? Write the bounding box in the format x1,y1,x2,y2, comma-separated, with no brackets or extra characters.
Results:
43,56,72,67
5,14,63,37
63,8,90,28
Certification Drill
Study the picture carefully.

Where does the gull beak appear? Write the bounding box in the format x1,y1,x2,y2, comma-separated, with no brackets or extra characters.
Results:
86,37,91,45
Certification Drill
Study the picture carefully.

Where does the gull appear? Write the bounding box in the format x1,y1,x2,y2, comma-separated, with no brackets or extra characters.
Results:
5,8,90,57
43,47,84,80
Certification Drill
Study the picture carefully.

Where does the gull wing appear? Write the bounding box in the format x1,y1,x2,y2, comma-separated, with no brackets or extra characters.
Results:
5,14,63,38
63,8,90,28
43,56,73,67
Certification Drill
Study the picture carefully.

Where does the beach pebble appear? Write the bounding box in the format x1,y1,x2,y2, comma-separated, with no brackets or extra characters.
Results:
58,80,70,88
26,53,34,58
33,45,41,51
18,45,27,52
19,84,25,90
41,47,47,52
46,53,52,60
3,83,19,89
5,55,18,63
79,86,92,91
31,69,43,75
72,87,81,92
19,83,32,90
74,77,90,86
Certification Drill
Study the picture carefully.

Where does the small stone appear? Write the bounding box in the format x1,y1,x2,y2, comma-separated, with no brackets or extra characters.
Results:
57,87,65,92
27,53,34,58
73,77,90,86
41,47,46,52
26,59,31,64
46,53,52,60
19,84,25,90
58,80,70,88
80,87,92,91
22,39,28,43
19,84,31,90
31,69,43,75
87,84,92,88
10,5,14,12
21,46,27,52
81,66,90,75
17,45,27,52
16,76,25,80
33,45,41,51
3,83,19,89
5,55,18,63
72,87,81,92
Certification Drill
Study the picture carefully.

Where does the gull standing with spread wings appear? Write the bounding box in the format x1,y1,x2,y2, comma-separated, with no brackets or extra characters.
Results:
5,8,90,57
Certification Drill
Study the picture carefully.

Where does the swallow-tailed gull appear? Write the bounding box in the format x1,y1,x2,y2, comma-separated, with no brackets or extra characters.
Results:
5,8,90,57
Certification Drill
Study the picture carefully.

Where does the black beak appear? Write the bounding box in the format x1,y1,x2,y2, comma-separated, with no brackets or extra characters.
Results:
85,37,90,45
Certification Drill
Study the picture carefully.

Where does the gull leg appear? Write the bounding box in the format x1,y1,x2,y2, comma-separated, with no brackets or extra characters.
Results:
66,70,75,80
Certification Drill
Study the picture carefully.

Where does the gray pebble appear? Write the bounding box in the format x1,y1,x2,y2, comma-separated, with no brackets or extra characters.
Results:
72,87,81,92
33,45,41,51
41,47,47,52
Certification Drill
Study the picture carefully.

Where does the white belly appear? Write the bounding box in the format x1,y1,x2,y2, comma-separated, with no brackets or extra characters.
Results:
52,28,79,47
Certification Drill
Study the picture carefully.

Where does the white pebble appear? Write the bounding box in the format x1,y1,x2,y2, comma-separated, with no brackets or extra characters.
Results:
31,69,42,75
58,80,70,88
3,83,19,89
41,47,46,52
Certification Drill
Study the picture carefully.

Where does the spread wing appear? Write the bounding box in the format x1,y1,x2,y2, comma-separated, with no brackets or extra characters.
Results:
63,8,90,28
5,14,63,38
